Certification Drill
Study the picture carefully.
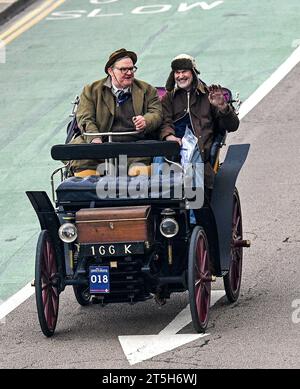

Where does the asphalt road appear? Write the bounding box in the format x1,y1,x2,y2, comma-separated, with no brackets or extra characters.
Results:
0,0,300,370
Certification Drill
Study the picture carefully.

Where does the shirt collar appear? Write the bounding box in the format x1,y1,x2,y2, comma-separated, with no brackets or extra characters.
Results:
103,76,132,94
110,79,131,97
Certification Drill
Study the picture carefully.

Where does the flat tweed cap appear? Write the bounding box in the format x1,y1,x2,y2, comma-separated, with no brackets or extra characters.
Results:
105,48,137,74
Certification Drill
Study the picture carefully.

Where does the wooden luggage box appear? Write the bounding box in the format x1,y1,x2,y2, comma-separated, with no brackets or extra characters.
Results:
75,205,152,243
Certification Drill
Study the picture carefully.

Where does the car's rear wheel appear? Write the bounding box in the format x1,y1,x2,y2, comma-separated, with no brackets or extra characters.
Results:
223,189,243,302
73,285,91,306
35,230,59,337
188,226,211,333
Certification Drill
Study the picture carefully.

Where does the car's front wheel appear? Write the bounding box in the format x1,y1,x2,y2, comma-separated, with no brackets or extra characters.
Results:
35,230,60,337
188,226,211,333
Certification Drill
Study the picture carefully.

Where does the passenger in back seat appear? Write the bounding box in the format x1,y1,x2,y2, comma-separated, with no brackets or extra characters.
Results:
160,54,239,191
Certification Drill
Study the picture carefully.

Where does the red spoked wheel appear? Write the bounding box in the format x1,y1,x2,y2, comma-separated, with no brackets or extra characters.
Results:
35,230,60,337
224,189,243,302
188,226,211,333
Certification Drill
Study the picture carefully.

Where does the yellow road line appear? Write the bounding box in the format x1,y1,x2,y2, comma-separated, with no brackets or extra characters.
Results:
0,0,53,40
0,0,66,44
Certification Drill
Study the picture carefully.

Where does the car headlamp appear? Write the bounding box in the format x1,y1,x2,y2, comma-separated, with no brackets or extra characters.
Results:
159,218,179,238
58,223,77,243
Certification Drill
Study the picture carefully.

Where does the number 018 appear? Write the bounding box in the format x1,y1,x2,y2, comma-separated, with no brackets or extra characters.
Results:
90,275,108,284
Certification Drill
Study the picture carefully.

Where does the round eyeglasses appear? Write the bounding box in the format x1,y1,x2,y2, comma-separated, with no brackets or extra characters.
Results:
113,66,138,74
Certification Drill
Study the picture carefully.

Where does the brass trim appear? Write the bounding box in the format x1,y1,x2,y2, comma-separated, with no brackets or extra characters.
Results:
69,250,74,270
76,217,148,224
83,131,138,136
168,243,173,265
79,241,145,245
213,155,220,173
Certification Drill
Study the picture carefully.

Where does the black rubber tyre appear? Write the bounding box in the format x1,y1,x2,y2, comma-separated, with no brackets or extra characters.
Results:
223,189,243,303
188,226,211,333
35,230,59,337
73,285,91,306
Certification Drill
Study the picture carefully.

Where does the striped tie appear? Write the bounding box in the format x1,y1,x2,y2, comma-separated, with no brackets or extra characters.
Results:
117,90,131,106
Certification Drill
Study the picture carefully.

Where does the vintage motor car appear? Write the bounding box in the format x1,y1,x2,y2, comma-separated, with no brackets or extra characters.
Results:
27,87,250,337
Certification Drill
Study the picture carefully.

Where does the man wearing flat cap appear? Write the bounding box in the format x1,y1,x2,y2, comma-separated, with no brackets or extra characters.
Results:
160,54,239,190
70,48,162,173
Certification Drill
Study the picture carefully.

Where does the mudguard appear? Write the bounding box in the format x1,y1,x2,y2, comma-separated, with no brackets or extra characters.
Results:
210,144,250,272
26,191,65,276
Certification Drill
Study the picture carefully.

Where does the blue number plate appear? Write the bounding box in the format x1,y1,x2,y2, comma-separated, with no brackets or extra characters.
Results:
89,266,110,294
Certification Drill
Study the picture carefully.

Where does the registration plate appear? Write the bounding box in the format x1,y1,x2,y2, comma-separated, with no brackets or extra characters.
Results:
80,242,145,257
89,266,110,294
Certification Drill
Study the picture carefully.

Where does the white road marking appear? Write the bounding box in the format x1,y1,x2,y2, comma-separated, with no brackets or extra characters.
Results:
0,38,5,63
159,289,225,336
118,290,225,365
119,334,207,366
239,44,300,120
0,282,34,322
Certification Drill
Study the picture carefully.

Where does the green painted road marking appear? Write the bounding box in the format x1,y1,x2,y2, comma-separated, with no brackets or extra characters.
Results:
0,0,300,300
